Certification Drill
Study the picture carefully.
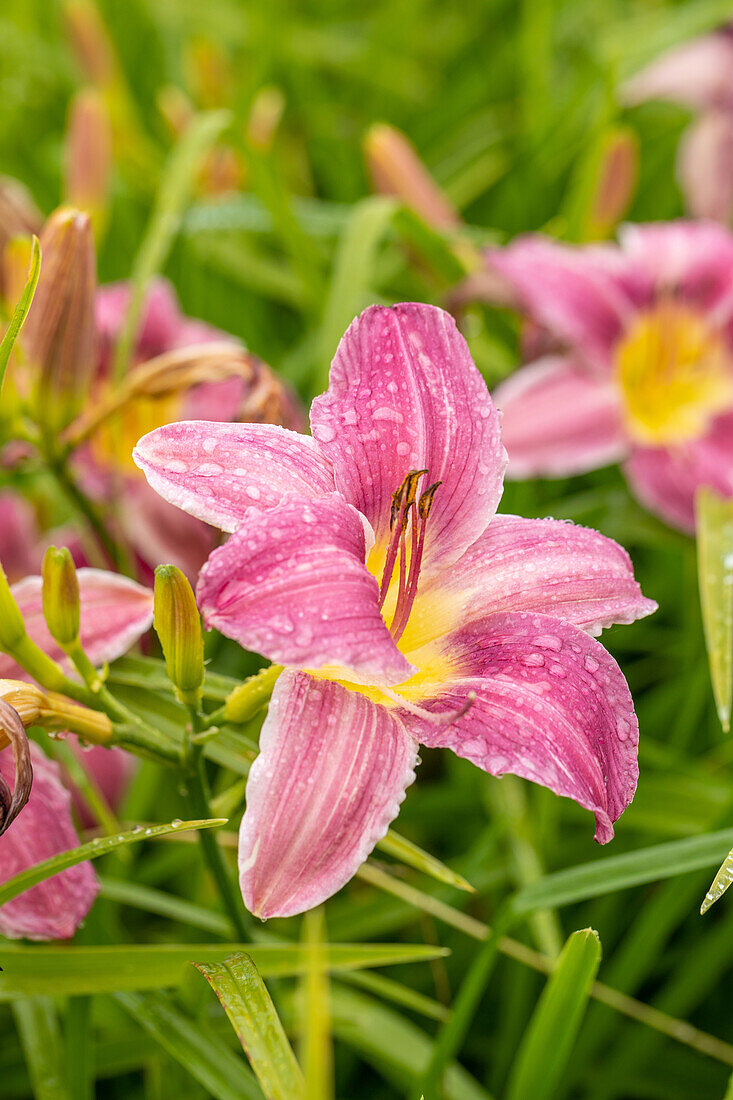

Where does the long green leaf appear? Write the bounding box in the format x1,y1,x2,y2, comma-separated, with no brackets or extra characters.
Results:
0,234,41,392
696,487,733,731
112,110,230,381
505,929,601,1100
194,953,305,1100
300,909,332,1100
0,818,226,908
512,828,733,914
318,195,395,375
701,845,733,914
116,991,261,1100
13,998,69,1100
0,943,449,1000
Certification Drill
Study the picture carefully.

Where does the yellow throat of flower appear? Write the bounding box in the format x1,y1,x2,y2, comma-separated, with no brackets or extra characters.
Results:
89,391,183,476
614,302,733,446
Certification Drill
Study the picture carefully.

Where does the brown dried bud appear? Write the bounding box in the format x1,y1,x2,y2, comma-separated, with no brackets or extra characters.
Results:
0,699,32,835
65,88,113,230
365,123,460,230
23,206,97,429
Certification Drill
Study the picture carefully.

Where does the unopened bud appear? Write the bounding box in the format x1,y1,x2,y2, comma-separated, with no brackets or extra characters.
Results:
23,205,97,429
365,123,459,230
0,564,27,652
0,177,42,299
247,86,285,151
42,547,80,648
63,0,116,87
65,88,113,232
154,565,204,706
586,128,638,241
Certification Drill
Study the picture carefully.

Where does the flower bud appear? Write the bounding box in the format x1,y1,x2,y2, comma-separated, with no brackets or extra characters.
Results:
22,205,97,430
0,681,45,732
65,88,113,233
585,129,638,241
42,547,81,648
0,563,27,653
63,0,116,87
365,123,459,230
0,177,42,300
154,565,204,705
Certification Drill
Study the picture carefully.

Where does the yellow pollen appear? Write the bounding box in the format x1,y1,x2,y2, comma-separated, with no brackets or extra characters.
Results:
614,302,733,445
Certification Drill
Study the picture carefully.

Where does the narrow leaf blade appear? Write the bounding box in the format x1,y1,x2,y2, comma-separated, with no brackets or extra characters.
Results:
0,234,41,392
696,487,733,731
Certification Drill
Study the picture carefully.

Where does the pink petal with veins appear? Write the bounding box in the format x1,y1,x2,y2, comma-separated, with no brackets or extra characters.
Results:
311,303,505,573
197,494,413,685
133,422,335,533
0,569,153,679
408,612,638,843
239,670,418,918
494,356,628,478
431,513,656,637
0,743,98,940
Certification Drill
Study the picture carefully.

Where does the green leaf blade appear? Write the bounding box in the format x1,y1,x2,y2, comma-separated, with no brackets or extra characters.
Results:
696,487,733,731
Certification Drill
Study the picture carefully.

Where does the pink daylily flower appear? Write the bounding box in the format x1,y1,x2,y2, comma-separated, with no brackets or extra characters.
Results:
134,303,655,919
488,223,733,531
0,568,152,938
622,27,733,222
0,742,99,940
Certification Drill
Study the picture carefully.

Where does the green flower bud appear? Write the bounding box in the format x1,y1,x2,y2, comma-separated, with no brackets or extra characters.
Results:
0,562,27,652
42,546,80,647
154,565,204,706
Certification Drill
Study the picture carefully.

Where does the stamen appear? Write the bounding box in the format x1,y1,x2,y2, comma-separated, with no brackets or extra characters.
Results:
379,469,427,609
390,481,441,643
380,686,476,725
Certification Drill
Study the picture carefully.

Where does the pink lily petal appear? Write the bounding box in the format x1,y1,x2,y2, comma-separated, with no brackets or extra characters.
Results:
431,513,656,637
133,422,335,533
622,31,733,111
618,220,733,320
408,612,638,843
197,495,413,685
0,569,153,680
310,304,505,573
0,743,98,940
677,110,733,223
239,670,418,918
487,237,644,369
624,413,733,532
0,493,39,584
494,356,629,478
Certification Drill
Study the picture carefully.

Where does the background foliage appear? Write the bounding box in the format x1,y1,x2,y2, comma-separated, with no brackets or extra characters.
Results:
3,0,733,1097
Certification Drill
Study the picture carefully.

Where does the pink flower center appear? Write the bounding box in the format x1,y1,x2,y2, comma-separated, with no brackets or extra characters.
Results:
377,469,440,642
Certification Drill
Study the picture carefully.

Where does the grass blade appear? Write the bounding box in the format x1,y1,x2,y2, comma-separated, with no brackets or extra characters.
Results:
0,943,450,1000
377,830,475,892
512,828,733,914
0,818,226,908
195,952,305,1100
13,997,69,1100
112,110,230,381
0,234,41,393
696,487,733,731
505,929,602,1100
701,844,733,914
116,990,261,1100
300,908,332,1100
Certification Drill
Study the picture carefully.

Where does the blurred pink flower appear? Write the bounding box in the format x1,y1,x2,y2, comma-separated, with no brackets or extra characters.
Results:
0,743,99,940
135,303,655,918
623,27,733,221
488,223,733,531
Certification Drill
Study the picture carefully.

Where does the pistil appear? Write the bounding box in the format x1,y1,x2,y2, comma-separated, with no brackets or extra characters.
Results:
378,469,441,641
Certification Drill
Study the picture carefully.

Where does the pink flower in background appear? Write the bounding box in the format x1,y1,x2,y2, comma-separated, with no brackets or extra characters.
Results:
135,303,655,918
622,26,733,222
0,568,153,938
82,278,303,580
488,223,733,531
0,743,99,940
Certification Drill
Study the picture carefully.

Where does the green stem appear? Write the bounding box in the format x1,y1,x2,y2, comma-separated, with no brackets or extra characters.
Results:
46,452,132,575
185,708,251,940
